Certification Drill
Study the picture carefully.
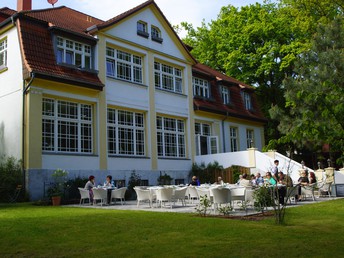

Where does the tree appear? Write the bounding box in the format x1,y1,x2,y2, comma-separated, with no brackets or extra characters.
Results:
269,17,344,166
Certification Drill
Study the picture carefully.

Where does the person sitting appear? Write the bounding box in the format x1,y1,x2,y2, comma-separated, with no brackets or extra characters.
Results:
217,176,224,185
84,175,95,203
236,174,243,185
239,173,252,187
309,172,317,184
297,170,309,201
104,175,114,188
250,174,257,187
265,172,276,185
255,172,264,186
189,176,200,186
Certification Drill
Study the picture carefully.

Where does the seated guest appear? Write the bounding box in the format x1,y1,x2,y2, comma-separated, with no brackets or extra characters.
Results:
277,172,287,205
255,173,264,186
309,172,317,184
239,173,252,187
297,170,309,201
217,176,224,185
104,175,113,188
265,172,276,185
236,174,243,185
84,175,95,203
189,176,200,186
250,174,257,186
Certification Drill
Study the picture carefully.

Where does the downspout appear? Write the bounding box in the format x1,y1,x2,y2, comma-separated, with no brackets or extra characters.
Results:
22,72,35,191
222,112,229,153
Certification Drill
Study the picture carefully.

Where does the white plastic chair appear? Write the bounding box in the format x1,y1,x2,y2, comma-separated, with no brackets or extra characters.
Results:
110,187,127,205
319,182,332,198
134,187,152,207
245,188,256,208
187,186,199,203
92,188,107,206
230,187,246,207
173,187,188,206
196,187,211,201
301,184,316,201
156,187,174,208
78,187,90,205
210,187,231,213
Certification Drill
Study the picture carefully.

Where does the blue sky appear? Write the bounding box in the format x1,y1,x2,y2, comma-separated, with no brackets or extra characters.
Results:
3,0,271,29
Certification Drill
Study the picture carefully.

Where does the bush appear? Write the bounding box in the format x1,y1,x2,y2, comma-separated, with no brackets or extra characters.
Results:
0,156,23,202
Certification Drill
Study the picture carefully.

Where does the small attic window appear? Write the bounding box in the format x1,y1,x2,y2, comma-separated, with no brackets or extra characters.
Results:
137,21,149,38
151,26,163,43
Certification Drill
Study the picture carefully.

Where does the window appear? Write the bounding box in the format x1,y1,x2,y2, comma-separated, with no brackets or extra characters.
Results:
157,116,185,158
155,62,182,93
137,21,149,38
221,86,230,104
106,47,143,84
151,26,163,43
246,129,254,148
193,77,209,98
56,37,92,69
107,108,145,156
230,127,238,152
195,122,218,155
42,98,93,153
0,38,7,70
242,91,252,110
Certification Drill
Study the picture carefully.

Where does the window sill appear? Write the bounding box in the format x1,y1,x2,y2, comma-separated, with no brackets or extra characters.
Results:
158,157,190,160
106,75,146,87
152,36,163,43
57,62,98,74
137,30,149,38
42,152,97,157
0,66,8,74
108,155,149,159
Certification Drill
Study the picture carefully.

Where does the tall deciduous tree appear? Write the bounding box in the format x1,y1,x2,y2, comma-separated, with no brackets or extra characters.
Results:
269,18,344,166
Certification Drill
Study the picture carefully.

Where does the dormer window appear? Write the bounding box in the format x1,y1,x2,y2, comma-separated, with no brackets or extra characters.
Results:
221,86,230,105
137,21,149,38
0,38,7,70
241,91,252,110
56,37,92,69
151,26,163,43
193,77,209,98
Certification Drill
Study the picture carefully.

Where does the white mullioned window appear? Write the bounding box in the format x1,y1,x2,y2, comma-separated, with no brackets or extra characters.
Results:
56,37,92,69
157,116,185,158
195,122,218,155
42,98,93,153
106,47,143,84
246,129,254,148
154,62,182,93
230,127,238,152
0,38,7,69
221,86,230,104
193,77,209,98
107,108,145,156
151,26,161,38
242,91,252,110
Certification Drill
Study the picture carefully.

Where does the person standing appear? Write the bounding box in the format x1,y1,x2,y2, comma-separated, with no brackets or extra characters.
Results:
272,160,279,179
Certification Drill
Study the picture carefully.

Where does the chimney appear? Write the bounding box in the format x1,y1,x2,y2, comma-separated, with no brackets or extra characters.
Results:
17,0,32,12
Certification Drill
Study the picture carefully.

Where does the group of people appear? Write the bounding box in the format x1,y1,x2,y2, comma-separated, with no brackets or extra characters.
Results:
84,175,114,203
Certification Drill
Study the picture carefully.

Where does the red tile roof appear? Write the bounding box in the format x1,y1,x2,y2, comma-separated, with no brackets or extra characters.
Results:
192,63,266,123
0,7,16,22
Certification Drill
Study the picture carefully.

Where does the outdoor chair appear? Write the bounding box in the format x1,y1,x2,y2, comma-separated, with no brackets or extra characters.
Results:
245,188,256,208
156,187,174,208
134,187,152,207
196,187,211,202
9,185,22,203
186,186,199,203
230,187,246,207
110,187,127,205
286,186,298,204
78,187,90,205
210,187,231,214
92,188,107,206
173,187,188,206
301,183,316,201
319,182,332,198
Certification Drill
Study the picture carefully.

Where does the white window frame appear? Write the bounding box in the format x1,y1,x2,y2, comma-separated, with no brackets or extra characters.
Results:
56,37,92,69
0,38,7,70
107,108,145,156
42,98,93,153
242,91,252,110
193,77,209,98
154,62,182,93
106,47,143,84
157,116,185,158
246,129,254,148
195,122,218,155
230,126,238,152
137,21,148,34
221,86,230,104
151,26,161,38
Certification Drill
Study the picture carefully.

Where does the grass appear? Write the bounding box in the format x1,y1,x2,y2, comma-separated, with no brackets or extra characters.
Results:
0,199,344,257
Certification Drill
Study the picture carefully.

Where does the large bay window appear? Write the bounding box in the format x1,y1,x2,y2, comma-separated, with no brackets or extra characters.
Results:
157,116,185,158
107,108,145,156
0,38,7,70
106,47,143,84
154,62,182,93
42,98,93,153
195,122,218,155
56,37,92,69
193,77,209,98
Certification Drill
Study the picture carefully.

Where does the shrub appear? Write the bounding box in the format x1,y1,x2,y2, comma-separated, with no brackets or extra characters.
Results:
0,156,23,202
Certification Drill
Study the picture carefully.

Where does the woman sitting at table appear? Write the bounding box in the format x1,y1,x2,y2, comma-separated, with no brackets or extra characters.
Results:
239,173,252,187
84,175,95,203
309,172,317,184
265,172,276,185
296,171,309,201
189,176,200,186
104,175,114,188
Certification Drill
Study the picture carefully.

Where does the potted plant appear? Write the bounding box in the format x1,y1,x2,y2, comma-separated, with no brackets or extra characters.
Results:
47,169,68,206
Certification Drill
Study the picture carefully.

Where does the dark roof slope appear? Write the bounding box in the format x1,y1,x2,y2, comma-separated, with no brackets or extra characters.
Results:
0,7,16,22
192,63,266,123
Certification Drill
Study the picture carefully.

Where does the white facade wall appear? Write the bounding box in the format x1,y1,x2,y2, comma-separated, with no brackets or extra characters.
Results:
0,27,23,159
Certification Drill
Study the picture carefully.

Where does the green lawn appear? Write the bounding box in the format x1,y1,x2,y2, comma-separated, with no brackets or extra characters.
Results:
0,200,343,257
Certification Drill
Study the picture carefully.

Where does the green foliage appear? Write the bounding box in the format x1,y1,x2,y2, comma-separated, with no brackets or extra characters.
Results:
195,194,212,216
126,170,141,200
64,176,88,202
217,204,233,216
157,172,173,185
253,186,274,212
47,169,68,197
0,156,23,202
189,161,224,184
